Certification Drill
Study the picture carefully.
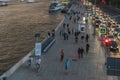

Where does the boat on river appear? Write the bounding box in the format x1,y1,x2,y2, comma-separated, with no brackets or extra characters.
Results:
49,0,62,12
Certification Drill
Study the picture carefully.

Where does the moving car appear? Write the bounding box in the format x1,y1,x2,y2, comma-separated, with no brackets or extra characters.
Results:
109,41,119,52
110,25,119,32
107,35,116,41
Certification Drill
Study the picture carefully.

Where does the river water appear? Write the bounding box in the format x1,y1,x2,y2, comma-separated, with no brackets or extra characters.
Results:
0,0,63,75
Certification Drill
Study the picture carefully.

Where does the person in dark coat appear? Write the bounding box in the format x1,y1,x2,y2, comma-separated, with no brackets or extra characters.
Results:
86,34,89,42
75,36,78,43
86,43,90,54
60,49,64,61
81,35,84,41
80,47,84,58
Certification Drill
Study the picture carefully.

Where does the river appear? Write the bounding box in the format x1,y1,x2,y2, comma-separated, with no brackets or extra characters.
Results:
0,0,63,75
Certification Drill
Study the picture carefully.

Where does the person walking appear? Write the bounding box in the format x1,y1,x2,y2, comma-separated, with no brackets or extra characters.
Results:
78,48,81,59
36,58,41,72
64,59,70,74
28,56,33,67
63,32,66,40
66,33,69,40
67,27,71,35
86,43,90,55
75,36,78,43
52,29,55,37
67,23,69,28
80,47,84,58
60,49,64,61
85,34,89,42
81,35,84,42
63,23,66,28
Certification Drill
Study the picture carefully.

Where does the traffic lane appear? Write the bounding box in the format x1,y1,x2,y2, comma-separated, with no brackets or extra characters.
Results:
95,27,120,55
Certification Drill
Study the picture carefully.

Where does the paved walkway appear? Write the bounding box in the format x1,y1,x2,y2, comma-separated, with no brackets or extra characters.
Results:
9,2,118,80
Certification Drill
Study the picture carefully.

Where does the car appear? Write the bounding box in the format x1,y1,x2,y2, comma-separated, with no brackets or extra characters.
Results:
107,35,116,41
95,19,101,28
110,25,119,32
113,28,120,37
100,35,110,47
117,33,120,40
109,41,119,52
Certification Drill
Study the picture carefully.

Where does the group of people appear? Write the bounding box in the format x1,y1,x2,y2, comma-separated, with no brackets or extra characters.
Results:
58,3,91,74
28,56,41,72
60,49,70,74
60,45,90,74
77,43,90,58
47,29,55,38
60,23,71,40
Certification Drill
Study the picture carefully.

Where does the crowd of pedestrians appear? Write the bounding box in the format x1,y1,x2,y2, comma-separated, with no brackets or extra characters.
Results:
58,2,92,75
27,56,41,72
27,1,91,75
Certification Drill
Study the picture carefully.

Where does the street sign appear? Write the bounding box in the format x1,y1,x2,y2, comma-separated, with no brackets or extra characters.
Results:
100,27,106,34
35,42,41,56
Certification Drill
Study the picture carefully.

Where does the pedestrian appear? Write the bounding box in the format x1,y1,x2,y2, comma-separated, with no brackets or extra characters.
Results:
63,32,66,40
75,36,78,43
80,47,84,58
67,23,69,27
60,30,62,36
85,34,89,42
65,59,70,74
81,35,84,41
28,56,33,67
60,49,64,61
86,43,90,54
52,29,55,37
36,58,41,72
63,23,66,28
66,33,69,40
78,48,81,59
74,31,77,37
47,31,51,38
